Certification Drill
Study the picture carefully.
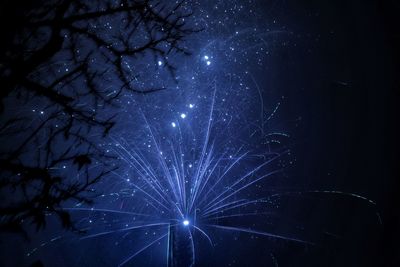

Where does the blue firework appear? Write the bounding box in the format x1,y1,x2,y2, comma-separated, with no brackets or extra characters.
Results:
50,85,309,266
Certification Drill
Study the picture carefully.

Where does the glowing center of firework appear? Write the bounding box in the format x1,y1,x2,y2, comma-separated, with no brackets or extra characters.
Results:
183,219,190,226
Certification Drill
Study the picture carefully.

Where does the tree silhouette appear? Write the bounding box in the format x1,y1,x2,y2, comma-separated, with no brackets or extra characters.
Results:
0,0,196,236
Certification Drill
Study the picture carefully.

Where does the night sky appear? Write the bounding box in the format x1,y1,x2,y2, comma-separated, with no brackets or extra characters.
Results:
1,0,399,266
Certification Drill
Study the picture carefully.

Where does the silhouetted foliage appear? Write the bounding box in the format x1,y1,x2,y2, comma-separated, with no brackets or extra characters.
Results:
0,0,195,236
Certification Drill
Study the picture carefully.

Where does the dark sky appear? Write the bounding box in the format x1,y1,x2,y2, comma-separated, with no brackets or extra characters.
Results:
1,0,399,266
